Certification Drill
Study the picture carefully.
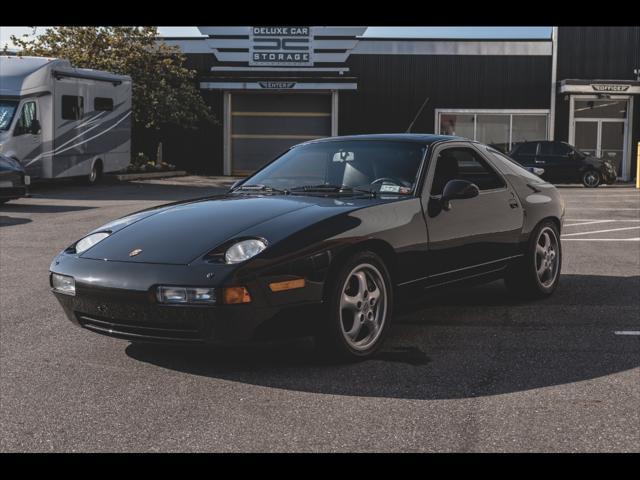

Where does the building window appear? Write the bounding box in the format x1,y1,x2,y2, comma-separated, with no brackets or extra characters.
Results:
437,110,549,153
574,99,627,119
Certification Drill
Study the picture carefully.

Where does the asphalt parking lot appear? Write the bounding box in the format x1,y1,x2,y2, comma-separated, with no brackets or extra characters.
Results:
1,177,639,452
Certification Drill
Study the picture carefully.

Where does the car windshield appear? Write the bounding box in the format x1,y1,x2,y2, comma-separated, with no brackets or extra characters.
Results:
239,140,427,195
0,99,19,131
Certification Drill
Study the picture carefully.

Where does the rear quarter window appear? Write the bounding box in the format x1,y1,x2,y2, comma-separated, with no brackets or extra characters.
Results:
486,148,546,183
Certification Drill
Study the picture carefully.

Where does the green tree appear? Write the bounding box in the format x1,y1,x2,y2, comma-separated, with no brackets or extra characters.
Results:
11,27,215,157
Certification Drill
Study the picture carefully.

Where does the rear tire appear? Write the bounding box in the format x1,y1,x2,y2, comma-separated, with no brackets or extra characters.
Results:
582,170,601,188
504,220,562,299
315,251,393,362
86,160,103,186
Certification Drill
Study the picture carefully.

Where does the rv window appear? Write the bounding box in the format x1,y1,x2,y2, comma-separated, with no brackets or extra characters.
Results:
14,101,37,136
94,97,114,111
62,95,84,120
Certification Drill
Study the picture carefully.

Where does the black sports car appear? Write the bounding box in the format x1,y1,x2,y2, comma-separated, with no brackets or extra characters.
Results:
509,140,617,187
0,154,29,204
50,134,565,360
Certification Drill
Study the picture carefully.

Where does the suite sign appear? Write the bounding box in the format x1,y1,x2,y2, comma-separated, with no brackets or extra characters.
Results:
250,26,312,66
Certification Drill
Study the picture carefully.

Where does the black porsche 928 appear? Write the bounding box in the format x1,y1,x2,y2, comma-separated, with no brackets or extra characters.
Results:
50,134,565,361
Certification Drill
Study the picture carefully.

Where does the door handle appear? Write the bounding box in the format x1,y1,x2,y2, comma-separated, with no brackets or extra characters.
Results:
534,160,545,164
509,199,519,209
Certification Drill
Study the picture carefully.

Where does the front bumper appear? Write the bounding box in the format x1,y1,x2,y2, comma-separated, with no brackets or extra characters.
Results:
0,185,27,200
50,254,325,345
0,172,29,200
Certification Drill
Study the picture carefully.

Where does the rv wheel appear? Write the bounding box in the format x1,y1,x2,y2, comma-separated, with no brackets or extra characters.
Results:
86,161,103,185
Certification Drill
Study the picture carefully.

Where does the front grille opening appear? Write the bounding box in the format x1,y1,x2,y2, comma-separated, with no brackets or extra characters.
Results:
76,313,208,342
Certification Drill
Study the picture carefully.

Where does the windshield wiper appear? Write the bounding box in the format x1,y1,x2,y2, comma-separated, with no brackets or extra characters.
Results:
233,184,290,195
289,184,376,197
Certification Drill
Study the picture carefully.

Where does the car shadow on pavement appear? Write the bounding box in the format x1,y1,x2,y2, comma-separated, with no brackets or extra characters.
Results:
28,179,225,203
0,204,96,214
0,215,32,227
125,273,640,400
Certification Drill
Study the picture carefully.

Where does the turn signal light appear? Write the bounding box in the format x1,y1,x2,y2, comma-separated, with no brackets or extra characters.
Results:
222,286,252,304
269,278,306,292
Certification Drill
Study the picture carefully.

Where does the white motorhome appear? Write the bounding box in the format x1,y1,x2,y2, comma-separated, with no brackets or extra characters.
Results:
0,56,131,183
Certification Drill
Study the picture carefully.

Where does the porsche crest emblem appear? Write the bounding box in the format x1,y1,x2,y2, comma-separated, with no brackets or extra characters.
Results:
129,248,143,257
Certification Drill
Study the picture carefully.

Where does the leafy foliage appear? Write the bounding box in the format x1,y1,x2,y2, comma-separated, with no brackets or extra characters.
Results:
127,152,176,173
11,27,214,130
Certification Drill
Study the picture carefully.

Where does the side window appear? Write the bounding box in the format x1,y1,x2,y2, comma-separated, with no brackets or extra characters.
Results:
431,147,505,195
62,95,84,120
14,101,37,135
94,97,114,111
552,143,573,157
486,148,546,183
513,142,538,156
538,142,554,156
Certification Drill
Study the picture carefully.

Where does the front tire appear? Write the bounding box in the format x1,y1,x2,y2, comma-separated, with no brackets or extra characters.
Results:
316,251,393,362
582,169,601,188
504,220,562,299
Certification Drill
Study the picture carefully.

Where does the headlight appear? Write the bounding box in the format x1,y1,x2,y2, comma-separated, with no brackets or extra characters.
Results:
51,273,75,295
156,286,217,304
74,232,110,254
224,239,267,264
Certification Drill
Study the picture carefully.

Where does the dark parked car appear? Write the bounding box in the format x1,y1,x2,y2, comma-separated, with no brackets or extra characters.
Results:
50,134,565,361
0,154,29,204
509,140,617,187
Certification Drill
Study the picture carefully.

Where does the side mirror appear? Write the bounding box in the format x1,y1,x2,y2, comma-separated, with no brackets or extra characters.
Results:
441,179,479,210
30,119,41,135
428,179,479,217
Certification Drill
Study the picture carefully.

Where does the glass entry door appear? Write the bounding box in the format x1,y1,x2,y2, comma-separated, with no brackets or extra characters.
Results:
572,96,629,178
574,121,598,157
574,119,625,177
600,121,625,176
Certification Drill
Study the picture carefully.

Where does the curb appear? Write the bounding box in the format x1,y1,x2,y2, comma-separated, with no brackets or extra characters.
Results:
110,171,188,181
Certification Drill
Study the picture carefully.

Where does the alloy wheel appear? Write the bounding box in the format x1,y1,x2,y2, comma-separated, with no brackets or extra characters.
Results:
583,171,600,187
535,227,560,288
339,263,388,351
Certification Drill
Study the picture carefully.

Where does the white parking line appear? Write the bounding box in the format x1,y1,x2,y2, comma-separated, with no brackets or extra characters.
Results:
567,208,640,210
562,237,640,241
564,219,640,222
563,220,616,227
562,226,640,237
614,331,640,336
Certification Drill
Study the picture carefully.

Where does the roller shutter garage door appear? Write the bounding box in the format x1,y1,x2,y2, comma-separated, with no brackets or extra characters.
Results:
231,92,332,175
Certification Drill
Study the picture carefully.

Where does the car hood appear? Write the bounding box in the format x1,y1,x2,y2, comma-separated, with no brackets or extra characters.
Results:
78,193,392,265
583,154,614,168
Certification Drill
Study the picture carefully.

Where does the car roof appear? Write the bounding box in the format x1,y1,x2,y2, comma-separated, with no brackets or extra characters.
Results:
300,133,465,146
